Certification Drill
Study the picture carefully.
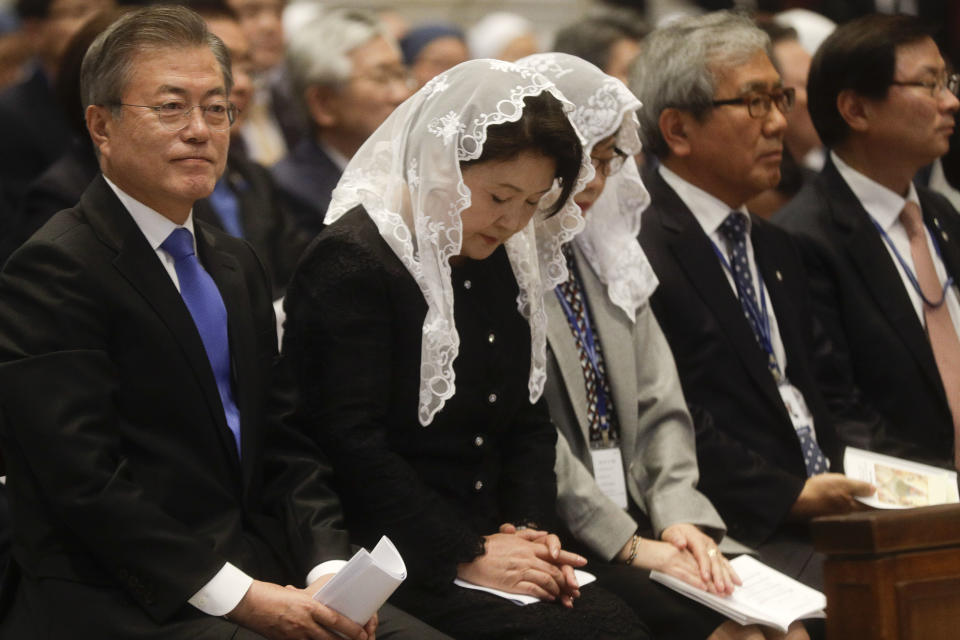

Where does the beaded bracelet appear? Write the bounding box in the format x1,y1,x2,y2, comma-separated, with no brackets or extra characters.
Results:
624,534,642,565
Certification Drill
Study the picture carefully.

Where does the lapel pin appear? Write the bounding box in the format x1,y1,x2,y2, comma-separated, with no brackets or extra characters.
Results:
775,270,783,282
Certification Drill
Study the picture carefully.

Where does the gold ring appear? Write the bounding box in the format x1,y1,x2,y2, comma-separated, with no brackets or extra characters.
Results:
707,548,718,558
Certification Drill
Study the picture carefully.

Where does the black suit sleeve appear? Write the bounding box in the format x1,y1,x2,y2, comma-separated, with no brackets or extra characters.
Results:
0,238,227,621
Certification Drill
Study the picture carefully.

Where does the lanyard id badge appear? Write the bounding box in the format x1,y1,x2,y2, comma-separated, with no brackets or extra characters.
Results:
590,446,629,509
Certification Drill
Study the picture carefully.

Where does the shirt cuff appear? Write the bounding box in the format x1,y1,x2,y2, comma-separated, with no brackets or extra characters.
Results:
188,562,254,616
306,559,348,587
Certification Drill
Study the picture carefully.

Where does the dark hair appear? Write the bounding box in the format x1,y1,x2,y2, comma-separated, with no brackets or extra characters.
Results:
464,92,583,217
808,13,932,148
80,5,232,113
553,13,647,73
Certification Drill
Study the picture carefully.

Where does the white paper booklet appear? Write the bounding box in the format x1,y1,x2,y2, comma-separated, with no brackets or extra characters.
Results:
650,555,825,633
454,570,596,606
313,536,406,624
843,446,959,509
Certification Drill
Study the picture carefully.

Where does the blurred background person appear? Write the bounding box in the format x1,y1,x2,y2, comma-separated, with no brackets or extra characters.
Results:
0,0,112,213
747,19,823,218
467,10,539,62
273,7,412,238
2,5,123,264
400,22,469,88
226,0,304,166
552,8,647,83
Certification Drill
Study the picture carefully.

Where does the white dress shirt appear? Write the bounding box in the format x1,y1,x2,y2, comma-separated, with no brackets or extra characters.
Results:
832,151,960,341
103,176,346,616
659,165,789,372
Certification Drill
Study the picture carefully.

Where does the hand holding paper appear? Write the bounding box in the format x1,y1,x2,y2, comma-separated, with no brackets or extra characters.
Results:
312,536,406,627
843,447,959,509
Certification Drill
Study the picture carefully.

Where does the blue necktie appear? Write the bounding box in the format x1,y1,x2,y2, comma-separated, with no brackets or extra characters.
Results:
718,212,827,476
161,227,242,457
209,179,244,239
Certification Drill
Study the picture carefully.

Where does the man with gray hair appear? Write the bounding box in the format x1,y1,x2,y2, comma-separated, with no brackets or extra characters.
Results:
0,6,445,639
633,11,875,591
272,8,413,237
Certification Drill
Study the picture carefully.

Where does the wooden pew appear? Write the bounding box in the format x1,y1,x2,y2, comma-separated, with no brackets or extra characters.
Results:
811,504,960,639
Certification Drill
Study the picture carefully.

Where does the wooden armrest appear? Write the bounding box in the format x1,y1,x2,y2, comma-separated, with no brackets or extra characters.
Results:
811,504,960,556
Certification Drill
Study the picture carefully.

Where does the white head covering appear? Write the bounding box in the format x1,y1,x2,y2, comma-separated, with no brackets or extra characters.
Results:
518,52,658,321
325,58,593,426
467,11,536,60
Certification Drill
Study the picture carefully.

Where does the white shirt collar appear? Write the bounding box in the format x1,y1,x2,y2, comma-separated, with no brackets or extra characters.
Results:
102,174,197,251
831,150,921,232
658,163,751,236
317,139,350,172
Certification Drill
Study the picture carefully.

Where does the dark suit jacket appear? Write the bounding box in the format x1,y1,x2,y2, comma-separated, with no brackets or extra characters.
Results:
8,144,309,297
0,176,348,635
639,168,843,547
0,67,71,210
282,206,558,590
272,138,343,238
774,159,960,468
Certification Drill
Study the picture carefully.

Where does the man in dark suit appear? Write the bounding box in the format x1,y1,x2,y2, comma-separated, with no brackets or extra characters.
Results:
631,11,874,589
5,3,310,294
775,14,960,469
272,8,412,237
0,6,444,638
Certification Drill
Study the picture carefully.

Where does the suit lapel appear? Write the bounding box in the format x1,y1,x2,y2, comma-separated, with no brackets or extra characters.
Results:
574,247,640,459
649,172,785,415
752,221,805,387
82,177,242,473
821,163,943,394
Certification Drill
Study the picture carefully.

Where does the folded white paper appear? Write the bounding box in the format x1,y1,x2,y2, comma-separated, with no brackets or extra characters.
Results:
652,555,825,633
313,536,406,624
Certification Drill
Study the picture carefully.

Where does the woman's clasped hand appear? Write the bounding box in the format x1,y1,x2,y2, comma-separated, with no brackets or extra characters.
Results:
458,523,589,607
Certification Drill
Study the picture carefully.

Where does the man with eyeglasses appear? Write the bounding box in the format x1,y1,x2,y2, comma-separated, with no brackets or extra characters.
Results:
775,14,960,471
272,8,414,238
0,6,447,639
632,11,875,595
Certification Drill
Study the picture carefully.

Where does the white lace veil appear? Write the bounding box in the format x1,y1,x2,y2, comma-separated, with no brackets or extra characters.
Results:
518,53,658,321
325,59,593,426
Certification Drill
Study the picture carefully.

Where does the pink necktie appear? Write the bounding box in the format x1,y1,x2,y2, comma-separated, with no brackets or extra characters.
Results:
900,202,960,468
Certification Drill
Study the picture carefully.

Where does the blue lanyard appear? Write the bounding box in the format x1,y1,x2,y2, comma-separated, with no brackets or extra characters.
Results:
870,217,954,309
711,241,783,381
554,286,611,433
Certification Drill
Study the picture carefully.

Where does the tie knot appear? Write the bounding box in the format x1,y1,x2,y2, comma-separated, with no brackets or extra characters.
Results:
161,227,196,261
719,211,748,243
900,201,925,240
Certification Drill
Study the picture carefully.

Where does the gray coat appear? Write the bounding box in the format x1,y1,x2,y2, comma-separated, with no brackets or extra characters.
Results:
545,244,727,561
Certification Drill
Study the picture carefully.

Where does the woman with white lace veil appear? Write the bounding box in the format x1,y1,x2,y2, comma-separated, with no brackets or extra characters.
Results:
282,59,647,639
518,53,810,640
